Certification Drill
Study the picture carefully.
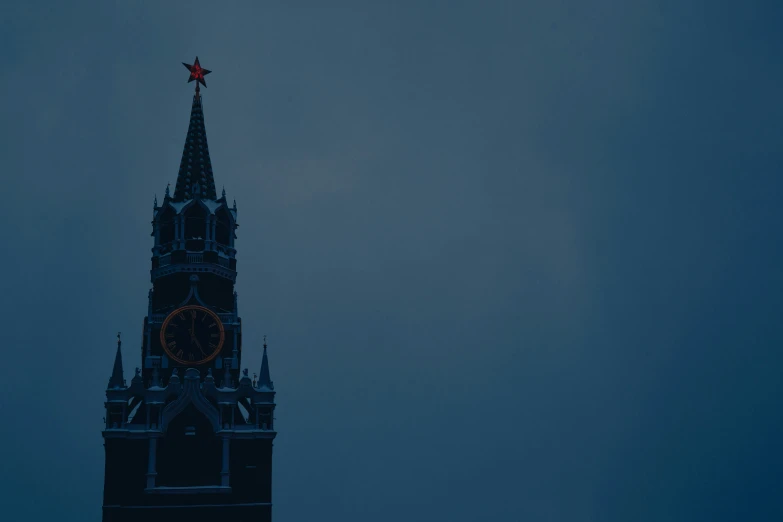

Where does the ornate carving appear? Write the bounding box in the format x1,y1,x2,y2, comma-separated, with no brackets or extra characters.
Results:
161,369,220,432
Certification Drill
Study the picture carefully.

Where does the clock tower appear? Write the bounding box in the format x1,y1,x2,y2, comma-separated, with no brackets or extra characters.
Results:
101,58,277,522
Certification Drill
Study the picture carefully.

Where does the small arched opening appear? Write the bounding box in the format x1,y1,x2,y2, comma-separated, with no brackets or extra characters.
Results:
215,207,232,247
184,204,207,251
158,207,176,247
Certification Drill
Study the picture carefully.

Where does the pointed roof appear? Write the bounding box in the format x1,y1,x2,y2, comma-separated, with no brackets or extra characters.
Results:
258,337,273,390
108,332,125,389
172,93,217,201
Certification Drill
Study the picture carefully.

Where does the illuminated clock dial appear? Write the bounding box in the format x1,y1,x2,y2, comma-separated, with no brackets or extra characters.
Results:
160,305,225,365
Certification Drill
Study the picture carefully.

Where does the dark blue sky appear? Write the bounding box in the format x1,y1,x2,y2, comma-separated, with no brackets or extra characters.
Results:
2,2,782,521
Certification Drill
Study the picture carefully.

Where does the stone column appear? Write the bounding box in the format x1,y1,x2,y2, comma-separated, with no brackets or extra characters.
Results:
146,437,157,489
207,215,215,250
146,327,152,357
221,437,230,486
177,216,185,248
232,328,238,363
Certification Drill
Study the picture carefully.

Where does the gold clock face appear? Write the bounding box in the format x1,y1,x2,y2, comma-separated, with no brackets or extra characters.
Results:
160,305,225,365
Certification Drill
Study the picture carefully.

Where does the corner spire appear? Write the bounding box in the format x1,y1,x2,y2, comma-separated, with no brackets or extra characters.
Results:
257,336,274,390
108,332,125,389
173,58,217,201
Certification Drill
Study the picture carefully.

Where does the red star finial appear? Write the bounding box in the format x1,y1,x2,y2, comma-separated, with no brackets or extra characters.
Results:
182,57,211,93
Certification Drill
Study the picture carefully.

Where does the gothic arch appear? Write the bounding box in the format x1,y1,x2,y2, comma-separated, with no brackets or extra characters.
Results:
177,198,212,216
215,206,232,246
156,402,222,487
157,205,176,245
183,202,208,240
161,369,220,432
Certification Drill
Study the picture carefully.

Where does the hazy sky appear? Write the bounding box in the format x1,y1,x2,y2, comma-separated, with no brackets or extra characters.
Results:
1,2,782,521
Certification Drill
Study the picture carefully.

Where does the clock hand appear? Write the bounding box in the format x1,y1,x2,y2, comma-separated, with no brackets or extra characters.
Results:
193,337,207,356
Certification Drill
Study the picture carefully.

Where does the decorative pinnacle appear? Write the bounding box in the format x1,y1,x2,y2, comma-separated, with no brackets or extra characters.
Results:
165,183,170,197
108,332,125,389
258,337,273,390
222,186,226,198
153,194,158,208
183,57,211,95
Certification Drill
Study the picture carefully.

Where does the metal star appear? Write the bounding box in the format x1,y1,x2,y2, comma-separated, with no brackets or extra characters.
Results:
182,57,211,88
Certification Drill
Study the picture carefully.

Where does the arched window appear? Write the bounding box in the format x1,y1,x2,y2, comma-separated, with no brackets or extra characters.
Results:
184,204,207,251
215,207,232,246
158,207,175,246
184,204,207,239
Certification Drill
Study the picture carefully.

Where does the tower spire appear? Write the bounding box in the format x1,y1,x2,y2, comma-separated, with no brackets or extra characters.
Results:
108,332,125,389
257,336,273,390
173,57,217,201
